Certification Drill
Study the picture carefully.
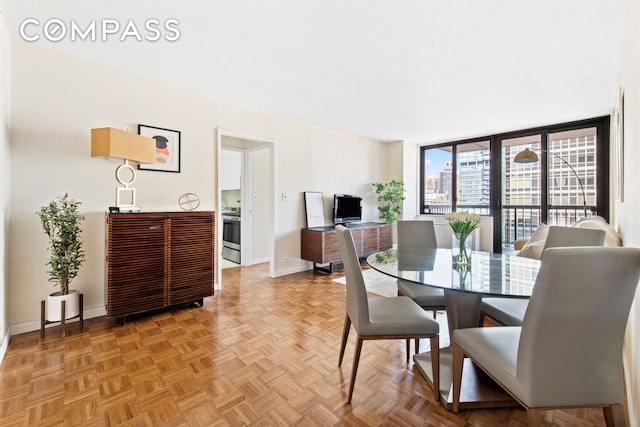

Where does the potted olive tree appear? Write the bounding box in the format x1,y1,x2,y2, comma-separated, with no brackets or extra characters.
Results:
37,193,85,321
372,180,406,223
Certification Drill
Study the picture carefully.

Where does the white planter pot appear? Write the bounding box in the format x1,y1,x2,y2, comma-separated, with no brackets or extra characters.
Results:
46,290,80,322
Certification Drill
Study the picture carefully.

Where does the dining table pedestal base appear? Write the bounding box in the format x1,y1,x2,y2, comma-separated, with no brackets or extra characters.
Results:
414,347,519,410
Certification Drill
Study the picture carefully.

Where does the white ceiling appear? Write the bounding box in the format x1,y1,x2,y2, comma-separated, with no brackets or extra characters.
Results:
0,0,627,143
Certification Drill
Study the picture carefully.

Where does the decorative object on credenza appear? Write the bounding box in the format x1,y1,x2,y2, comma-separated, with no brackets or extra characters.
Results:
371,179,406,223
304,191,325,227
445,211,480,266
138,124,181,173
178,193,201,211
37,193,86,337
91,127,156,208
514,147,588,217
108,206,142,213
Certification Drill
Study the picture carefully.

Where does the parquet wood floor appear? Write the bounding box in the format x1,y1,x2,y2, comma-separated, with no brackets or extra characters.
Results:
0,263,623,426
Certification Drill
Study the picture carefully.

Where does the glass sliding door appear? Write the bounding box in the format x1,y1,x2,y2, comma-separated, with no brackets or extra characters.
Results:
499,127,599,249
501,134,542,249
547,127,597,224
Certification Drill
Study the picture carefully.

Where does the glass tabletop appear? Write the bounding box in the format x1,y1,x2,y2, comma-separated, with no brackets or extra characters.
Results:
366,248,541,297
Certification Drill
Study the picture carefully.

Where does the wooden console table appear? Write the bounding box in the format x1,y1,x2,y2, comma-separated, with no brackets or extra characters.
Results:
301,222,392,273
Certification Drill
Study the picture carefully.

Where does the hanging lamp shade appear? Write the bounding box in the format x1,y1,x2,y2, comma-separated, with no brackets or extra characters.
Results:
513,148,539,164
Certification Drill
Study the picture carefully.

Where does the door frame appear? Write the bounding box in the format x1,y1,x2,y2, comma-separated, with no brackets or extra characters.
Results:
216,127,276,288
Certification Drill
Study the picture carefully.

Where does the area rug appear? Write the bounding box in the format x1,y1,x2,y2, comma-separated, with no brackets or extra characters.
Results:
332,268,398,297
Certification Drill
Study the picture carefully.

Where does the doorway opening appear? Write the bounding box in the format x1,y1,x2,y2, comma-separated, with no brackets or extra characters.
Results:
217,128,275,288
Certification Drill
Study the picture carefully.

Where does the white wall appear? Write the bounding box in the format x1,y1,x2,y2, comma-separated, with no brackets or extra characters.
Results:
8,40,385,328
402,140,419,219
617,0,640,423
0,15,11,355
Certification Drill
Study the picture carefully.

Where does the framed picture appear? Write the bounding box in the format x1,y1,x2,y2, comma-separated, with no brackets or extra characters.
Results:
614,87,624,202
138,124,181,173
304,191,325,228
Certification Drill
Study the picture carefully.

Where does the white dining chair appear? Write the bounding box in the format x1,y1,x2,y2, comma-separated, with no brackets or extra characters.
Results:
452,246,640,425
481,225,606,326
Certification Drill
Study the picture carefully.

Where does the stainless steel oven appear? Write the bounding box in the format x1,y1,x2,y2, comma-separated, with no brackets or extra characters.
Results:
222,215,241,263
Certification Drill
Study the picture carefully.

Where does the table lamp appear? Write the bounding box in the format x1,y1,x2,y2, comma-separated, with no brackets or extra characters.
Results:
513,147,587,217
91,127,156,208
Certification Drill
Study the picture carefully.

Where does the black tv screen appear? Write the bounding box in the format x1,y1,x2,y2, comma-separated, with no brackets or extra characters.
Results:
333,194,362,224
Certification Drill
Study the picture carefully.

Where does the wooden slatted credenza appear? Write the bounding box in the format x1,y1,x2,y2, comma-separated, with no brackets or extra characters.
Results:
106,211,215,322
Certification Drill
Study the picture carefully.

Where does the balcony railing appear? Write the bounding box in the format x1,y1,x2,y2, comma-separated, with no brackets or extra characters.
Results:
502,205,594,247
423,203,595,248
423,204,490,215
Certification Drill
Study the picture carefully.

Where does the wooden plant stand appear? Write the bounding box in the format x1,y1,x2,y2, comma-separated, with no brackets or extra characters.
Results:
40,293,84,338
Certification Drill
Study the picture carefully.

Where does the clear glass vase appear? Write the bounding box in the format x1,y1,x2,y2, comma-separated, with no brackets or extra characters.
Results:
452,263,472,289
452,232,472,265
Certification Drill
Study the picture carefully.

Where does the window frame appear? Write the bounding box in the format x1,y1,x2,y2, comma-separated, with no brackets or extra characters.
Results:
419,116,610,253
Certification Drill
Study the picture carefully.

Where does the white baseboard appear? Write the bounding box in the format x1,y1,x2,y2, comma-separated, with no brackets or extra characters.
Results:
10,306,107,336
274,264,309,277
0,328,9,365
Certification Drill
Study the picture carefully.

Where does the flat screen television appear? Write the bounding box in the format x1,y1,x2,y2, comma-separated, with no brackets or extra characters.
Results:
333,194,362,225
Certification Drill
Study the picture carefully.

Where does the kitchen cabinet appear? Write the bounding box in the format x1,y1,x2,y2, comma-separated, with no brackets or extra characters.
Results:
106,211,215,322
221,150,242,190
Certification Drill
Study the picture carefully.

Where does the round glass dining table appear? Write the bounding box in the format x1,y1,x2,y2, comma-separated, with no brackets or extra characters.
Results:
366,248,542,410
366,248,541,297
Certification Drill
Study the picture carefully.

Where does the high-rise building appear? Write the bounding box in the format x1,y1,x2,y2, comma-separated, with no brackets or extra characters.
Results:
457,150,490,207
439,161,452,200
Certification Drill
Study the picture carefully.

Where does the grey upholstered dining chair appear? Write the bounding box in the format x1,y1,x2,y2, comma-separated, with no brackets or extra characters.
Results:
452,247,640,426
335,225,440,403
481,225,606,326
395,220,446,354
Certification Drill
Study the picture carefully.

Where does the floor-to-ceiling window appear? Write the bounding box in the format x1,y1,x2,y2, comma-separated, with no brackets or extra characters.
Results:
421,140,491,215
419,116,609,253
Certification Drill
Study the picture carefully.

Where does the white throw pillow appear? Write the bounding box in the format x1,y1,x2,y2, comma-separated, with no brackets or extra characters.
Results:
517,240,546,259
517,223,549,260
573,216,622,246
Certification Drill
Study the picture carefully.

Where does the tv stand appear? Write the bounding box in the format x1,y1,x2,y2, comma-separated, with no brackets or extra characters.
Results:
301,222,392,273
335,222,360,228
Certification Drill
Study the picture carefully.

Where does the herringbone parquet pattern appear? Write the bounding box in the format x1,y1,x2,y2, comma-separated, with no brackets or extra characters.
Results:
0,264,620,426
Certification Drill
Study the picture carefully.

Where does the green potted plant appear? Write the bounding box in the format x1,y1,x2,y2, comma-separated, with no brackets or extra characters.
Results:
372,180,406,223
37,193,85,321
